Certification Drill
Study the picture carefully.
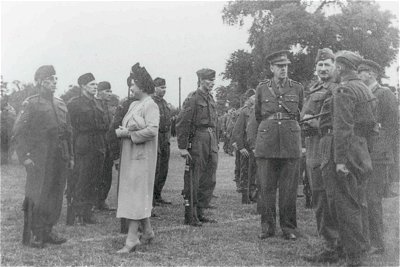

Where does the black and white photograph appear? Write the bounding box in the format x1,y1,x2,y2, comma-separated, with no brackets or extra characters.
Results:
1,0,399,266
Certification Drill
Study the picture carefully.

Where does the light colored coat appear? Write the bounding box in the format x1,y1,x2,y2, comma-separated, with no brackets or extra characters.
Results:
116,96,159,220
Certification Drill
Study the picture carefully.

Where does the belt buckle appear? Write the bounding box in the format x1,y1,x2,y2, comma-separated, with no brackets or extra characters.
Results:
207,127,212,133
277,112,283,120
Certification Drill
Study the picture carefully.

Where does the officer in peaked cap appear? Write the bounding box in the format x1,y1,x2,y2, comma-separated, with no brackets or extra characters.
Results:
255,49,304,241
152,77,173,206
266,50,292,65
176,68,218,226
358,58,399,255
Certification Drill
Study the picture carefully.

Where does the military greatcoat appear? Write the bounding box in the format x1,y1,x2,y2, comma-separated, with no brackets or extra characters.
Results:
67,94,108,215
13,92,73,235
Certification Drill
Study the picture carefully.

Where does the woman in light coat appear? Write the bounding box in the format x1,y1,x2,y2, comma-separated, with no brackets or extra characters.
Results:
115,63,159,253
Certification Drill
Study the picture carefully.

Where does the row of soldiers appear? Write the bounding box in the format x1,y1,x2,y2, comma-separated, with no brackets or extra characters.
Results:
12,65,175,248
216,49,398,267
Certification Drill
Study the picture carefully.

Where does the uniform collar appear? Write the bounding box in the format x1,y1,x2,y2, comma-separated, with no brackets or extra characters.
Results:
369,81,379,93
197,88,212,99
152,95,164,102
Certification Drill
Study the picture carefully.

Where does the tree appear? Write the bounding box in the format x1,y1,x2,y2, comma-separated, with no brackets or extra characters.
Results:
223,50,259,94
222,0,399,86
60,85,81,103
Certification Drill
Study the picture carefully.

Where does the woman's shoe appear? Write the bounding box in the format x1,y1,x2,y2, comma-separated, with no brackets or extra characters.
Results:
116,242,140,254
140,232,155,245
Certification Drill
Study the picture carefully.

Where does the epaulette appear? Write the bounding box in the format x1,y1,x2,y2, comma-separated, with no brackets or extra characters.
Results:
21,94,40,106
289,79,302,87
258,79,271,86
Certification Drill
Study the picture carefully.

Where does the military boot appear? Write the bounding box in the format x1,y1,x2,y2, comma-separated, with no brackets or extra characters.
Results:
83,205,97,224
30,229,45,248
258,222,275,239
197,207,217,223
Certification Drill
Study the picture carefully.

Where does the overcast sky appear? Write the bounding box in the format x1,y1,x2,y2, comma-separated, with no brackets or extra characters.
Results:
1,1,399,107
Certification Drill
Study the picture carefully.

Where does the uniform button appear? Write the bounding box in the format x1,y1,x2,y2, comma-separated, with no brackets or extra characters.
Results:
280,96,283,98
279,105,282,108
278,121,281,125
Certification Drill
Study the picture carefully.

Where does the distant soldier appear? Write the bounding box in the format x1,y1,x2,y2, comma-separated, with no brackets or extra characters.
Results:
176,68,218,225
95,81,116,211
302,48,341,263
224,108,236,156
319,51,376,266
255,50,304,240
232,90,256,204
13,65,73,247
152,77,172,205
358,59,399,255
67,73,108,224
1,96,16,164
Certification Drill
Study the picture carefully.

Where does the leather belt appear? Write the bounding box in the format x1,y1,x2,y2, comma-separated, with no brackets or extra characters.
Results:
263,112,296,121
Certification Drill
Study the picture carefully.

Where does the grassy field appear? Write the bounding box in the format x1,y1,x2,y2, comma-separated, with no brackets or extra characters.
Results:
1,138,399,266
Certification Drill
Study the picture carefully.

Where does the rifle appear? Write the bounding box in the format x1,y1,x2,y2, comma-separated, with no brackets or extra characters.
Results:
299,112,330,124
22,197,34,245
183,154,195,224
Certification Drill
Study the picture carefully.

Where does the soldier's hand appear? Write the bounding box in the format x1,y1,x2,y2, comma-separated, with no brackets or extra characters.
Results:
239,148,249,158
23,158,34,166
179,149,191,160
303,114,319,128
336,164,349,176
232,142,238,150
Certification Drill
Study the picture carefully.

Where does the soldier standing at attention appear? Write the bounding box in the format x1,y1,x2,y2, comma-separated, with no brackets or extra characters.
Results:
176,68,218,225
319,51,376,267
152,77,172,206
95,81,115,211
358,59,399,255
232,90,256,204
67,73,108,225
13,65,73,247
255,50,304,241
301,48,341,263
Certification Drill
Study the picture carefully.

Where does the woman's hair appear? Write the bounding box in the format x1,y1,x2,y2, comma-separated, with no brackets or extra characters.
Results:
130,63,155,94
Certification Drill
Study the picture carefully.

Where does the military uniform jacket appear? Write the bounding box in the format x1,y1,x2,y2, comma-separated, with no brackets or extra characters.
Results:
67,94,108,155
333,73,376,176
232,105,252,150
152,95,171,133
370,84,399,164
152,95,171,150
254,78,304,158
301,81,336,166
13,93,73,163
176,88,218,150
13,93,73,203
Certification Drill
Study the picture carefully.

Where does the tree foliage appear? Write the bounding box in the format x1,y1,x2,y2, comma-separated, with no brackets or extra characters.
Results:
221,0,399,93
